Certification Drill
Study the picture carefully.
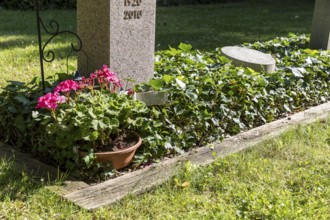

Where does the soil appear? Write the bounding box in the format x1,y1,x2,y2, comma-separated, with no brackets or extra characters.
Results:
96,131,138,152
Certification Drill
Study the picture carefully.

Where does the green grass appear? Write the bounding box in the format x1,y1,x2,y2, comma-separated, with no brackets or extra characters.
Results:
1,2,328,219
0,1,315,87
1,119,329,219
156,1,314,51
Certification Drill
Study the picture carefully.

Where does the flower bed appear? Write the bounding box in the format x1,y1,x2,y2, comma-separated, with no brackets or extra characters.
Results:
0,34,329,180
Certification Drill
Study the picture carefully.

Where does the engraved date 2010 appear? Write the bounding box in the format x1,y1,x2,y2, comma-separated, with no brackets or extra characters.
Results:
124,10,142,20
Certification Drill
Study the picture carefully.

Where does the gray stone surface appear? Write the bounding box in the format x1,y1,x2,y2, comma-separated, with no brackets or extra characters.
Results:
221,46,276,73
135,91,168,106
77,0,156,85
311,0,330,50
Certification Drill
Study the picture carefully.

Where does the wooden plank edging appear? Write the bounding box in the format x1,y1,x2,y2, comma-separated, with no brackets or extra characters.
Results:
63,101,330,210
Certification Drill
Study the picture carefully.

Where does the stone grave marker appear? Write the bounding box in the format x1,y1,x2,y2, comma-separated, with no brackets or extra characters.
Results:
77,0,156,85
221,46,276,73
310,0,330,50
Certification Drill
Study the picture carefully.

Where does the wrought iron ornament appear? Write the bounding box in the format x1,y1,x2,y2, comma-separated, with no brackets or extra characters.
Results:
35,0,84,91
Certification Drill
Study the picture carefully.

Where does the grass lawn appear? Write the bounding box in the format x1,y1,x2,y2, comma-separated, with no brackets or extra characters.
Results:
0,119,329,219
1,1,329,219
0,1,315,87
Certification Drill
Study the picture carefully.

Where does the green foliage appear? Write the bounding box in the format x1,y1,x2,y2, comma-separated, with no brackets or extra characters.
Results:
33,90,149,172
0,78,44,149
137,34,329,159
0,34,329,179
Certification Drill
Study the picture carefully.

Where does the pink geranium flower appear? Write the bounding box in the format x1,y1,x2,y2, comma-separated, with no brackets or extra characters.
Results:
94,65,123,88
54,80,79,94
36,65,125,111
90,73,97,79
78,77,94,90
36,92,66,110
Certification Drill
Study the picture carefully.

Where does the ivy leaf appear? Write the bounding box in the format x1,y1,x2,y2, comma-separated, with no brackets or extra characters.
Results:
166,46,181,56
14,95,30,105
284,104,291,112
185,91,198,101
202,76,214,84
165,142,172,149
290,68,304,78
256,77,267,87
176,78,186,90
149,79,163,90
162,75,173,84
178,43,192,52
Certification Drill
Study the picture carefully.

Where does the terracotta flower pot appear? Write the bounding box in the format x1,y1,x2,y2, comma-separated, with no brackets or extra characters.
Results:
80,131,142,170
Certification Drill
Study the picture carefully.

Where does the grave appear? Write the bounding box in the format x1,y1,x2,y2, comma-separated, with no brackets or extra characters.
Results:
1,102,329,210
221,46,276,73
310,0,330,50
77,0,156,85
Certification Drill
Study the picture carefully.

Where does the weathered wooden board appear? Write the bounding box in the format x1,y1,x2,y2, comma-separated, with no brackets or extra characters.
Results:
64,101,330,210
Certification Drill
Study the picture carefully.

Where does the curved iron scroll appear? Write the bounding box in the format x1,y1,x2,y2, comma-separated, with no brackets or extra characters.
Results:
35,0,85,91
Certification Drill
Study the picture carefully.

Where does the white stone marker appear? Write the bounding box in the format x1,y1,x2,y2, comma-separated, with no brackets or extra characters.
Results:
221,46,276,73
310,0,330,50
77,0,156,85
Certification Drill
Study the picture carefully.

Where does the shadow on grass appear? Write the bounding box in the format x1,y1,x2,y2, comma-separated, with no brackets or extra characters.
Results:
1,1,315,52
0,157,42,201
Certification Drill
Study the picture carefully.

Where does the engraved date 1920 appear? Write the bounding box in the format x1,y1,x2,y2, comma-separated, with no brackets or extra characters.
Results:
124,0,142,7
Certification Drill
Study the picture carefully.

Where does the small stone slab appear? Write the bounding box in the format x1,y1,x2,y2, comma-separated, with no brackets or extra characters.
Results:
135,91,168,106
221,46,276,73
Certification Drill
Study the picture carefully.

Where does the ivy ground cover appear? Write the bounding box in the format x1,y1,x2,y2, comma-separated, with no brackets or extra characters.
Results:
0,34,329,179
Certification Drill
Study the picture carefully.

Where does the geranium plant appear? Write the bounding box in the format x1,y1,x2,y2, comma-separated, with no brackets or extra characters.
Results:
33,65,149,170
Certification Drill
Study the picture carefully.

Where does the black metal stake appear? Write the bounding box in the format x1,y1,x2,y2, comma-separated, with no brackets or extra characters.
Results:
35,0,87,91
36,0,46,92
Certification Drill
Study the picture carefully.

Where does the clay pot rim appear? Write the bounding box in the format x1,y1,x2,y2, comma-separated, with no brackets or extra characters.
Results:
94,131,142,156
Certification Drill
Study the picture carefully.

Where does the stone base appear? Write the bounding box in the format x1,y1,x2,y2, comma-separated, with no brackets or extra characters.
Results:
310,0,330,50
134,91,168,106
221,46,276,73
